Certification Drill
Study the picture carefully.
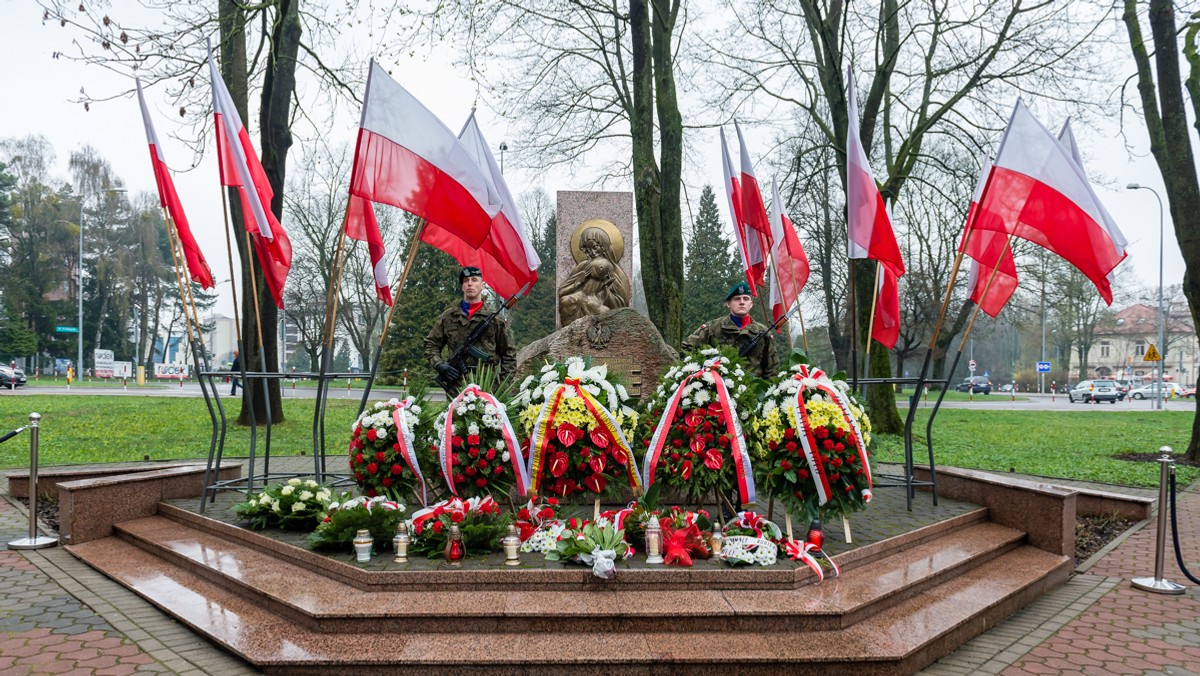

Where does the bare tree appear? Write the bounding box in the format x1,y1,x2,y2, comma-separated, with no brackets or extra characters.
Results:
710,0,1113,433
1122,0,1200,459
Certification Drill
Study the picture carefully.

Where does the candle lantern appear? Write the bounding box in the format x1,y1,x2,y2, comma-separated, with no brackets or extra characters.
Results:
502,524,521,566
806,518,824,551
353,529,373,563
707,529,724,559
393,522,411,564
645,515,664,565
444,523,465,565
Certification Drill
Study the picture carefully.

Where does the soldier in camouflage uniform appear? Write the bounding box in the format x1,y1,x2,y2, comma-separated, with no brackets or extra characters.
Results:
423,266,517,385
681,282,779,379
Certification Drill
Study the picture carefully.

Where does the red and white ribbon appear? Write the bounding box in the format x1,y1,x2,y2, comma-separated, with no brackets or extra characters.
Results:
781,539,840,581
439,385,529,497
642,365,756,504
391,400,428,507
786,365,873,505
410,495,500,528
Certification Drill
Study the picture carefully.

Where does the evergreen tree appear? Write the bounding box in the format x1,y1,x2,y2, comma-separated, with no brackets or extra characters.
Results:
510,213,557,347
377,221,462,384
683,186,741,330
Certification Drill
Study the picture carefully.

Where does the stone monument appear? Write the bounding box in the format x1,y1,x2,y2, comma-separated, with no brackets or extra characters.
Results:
556,191,635,328
515,308,677,401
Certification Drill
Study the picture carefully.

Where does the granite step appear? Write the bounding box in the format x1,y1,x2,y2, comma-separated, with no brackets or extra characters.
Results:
65,535,1069,673
107,514,1024,634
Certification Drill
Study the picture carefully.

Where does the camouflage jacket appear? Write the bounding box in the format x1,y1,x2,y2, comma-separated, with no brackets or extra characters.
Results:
423,304,517,381
681,315,779,379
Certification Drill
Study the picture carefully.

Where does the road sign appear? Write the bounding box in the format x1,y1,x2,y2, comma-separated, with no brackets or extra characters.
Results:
1144,344,1162,362
54,326,79,334
983,370,989,378
1037,361,1052,373
968,359,977,372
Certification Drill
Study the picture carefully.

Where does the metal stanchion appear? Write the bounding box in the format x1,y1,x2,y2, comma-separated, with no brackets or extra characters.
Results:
1131,446,1186,594
8,412,58,550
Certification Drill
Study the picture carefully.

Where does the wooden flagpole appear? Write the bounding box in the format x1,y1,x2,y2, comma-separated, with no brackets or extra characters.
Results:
862,260,883,391
240,219,275,475
311,202,351,472
217,185,259,491
357,219,427,417
957,237,1013,354
796,307,810,354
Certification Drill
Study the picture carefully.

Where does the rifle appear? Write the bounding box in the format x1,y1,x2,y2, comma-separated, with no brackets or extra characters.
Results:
738,303,801,359
435,283,532,397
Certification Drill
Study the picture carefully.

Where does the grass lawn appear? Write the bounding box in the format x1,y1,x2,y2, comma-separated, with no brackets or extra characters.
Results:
2,394,1196,490
873,409,1198,488
0,395,362,470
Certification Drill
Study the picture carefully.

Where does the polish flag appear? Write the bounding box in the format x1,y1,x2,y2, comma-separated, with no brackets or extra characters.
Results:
344,196,392,305
734,122,774,287
872,264,900,349
767,177,811,323
207,43,292,308
845,72,904,277
971,101,1127,304
418,111,540,299
348,60,503,255
1058,119,1126,291
136,79,214,289
720,128,766,290
960,151,1017,318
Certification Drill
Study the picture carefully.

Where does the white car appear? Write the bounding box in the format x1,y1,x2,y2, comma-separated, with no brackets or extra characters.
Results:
1128,383,1187,399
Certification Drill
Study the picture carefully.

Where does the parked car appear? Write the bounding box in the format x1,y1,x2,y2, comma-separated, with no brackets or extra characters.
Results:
0,365,27,388
998,383,1014,393
1069,379,1120,403
1129,383,1188,399
1111,380,1132,400
955,376,992,394
1185,387,1196,398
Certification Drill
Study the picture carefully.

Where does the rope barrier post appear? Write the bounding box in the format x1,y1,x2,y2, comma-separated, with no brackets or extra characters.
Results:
8,413,57,550
1131,446,1186,594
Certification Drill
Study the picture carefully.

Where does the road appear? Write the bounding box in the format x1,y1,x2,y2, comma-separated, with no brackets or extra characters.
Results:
902,391,1197,411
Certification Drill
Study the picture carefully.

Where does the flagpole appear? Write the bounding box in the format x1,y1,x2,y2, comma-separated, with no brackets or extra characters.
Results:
357,219,427,417
217,185,259,492
162,210,225,508
863,260,883,392
796,306,810,354
957,237,1013,354
312,206,350,473
848,259,858,387
240,220,276,478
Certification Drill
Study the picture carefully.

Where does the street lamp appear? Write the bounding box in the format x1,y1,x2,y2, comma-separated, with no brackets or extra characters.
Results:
78,188,126,378
499,142,508,174
1127,183,1165,410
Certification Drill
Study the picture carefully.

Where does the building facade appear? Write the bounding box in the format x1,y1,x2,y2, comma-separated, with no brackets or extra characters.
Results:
1085,304,1198,387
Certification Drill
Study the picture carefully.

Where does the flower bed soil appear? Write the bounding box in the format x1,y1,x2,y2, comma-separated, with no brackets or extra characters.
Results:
1075,513,1136,567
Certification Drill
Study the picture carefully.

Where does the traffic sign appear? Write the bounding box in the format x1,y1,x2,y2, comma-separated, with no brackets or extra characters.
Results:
55,326,79,334
1144,344,1162,362
1037,361,1052,373
968,359,977,372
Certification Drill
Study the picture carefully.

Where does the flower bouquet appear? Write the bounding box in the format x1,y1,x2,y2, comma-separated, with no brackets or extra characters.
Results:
718,511,782,566
308,495,405,551
640,347,759,507
348,395,439,506
434,384,529,501
407,496,509,558
234,478,338,531
658,506,714,566
544,520,631,579
512,357,641,502
515,497,566,554
752,361,875,523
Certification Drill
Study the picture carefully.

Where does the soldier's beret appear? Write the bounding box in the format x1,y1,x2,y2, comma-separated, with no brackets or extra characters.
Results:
725,282,752,301
459,266,483,282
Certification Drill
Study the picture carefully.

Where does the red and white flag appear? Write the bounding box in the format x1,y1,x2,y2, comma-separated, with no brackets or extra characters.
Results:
720,128,766,291
418,111,539,299
1058,119,1126,290
961,151,1017,318
734,122,774,288
136,79,214,289
344,196,392,305
207,43,292,308
845,72,904,277
971,101,1127,304
348,60,503,254
871,264,900,349
767,177,811,323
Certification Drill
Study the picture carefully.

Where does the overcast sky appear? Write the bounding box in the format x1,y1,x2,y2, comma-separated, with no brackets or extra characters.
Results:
0,2,1186,322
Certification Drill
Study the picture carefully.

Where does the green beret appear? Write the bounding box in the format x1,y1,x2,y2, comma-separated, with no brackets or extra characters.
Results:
726,282,752,300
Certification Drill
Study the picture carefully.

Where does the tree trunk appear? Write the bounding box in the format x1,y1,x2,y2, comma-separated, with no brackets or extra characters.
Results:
650,0,685,347
1124,0,1200,460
